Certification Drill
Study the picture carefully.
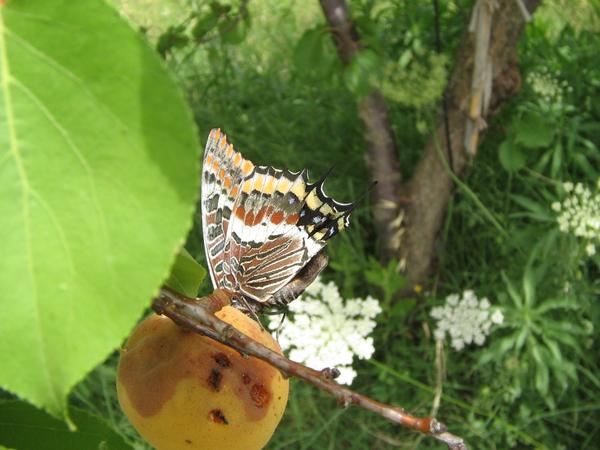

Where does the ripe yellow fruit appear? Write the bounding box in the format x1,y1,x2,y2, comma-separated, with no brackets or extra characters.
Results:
117,306,289,450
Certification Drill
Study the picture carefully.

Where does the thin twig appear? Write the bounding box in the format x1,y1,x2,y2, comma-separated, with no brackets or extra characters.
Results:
153,286,468,450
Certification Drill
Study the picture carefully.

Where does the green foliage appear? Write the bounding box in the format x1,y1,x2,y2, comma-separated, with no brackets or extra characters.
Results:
155,1,251,58
365,257,405,306
480,263,584,408
0,0,199,421
0,400,133,450
499,140,526,172
164,248,207,297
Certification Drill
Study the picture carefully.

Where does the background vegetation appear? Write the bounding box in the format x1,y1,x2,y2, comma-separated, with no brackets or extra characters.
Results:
2,0,599,449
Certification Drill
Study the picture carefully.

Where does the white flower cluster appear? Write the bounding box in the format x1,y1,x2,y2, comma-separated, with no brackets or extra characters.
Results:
552,180,600,257
430,290,504,351
526,67,571,108
268,278,381,385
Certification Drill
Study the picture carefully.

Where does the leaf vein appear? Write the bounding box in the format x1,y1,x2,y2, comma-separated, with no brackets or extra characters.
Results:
0,13,61,407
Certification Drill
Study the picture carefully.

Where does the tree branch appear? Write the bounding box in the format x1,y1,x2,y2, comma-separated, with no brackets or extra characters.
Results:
153,286,468,450
319,0,403,261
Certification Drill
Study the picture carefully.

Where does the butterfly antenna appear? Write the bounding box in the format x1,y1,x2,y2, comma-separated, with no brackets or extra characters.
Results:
309,164,336,193
346,180,377,214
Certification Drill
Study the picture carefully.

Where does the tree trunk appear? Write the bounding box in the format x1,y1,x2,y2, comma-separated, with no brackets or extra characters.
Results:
401,0,541,289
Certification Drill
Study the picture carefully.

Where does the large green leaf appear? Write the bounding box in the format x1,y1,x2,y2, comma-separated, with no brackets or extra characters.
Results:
0,0,200,419
513,113,554,148
0,400,133,450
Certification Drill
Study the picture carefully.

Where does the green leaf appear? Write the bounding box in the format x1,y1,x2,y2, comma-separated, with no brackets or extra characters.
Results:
550,142,563,178
156,24,190,57
509,194,552,221
522,266,536,307
499,140,526,172
513,113,554,148
293,27,327,75
0,0,200,418
219,18,248,45
343,49,381,98
191,11,219,40
0,400,133,450
532,346,549,396
164,248,206,297
502,272,523,308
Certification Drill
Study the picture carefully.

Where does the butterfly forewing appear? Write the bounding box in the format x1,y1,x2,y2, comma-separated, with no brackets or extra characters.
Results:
201,128,355,305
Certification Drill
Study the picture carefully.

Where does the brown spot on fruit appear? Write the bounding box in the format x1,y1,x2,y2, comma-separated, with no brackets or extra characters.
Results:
213,353,231,368
209,409,229,425
242,373,251,385
250,384,271,408
185,439,192,444
208,368,222,391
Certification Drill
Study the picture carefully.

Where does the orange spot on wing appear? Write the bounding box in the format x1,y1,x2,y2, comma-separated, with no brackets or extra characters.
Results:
242,160,254,175
235,206,245,220
271,211,284,225
212,161,219,171
286,214,299,225
244,211,255,226
219,168,226,179
233,153,242,167
213,129,221,141
254,208,267,225
226,144,234,157
224,177,232,189
218,134,227,149
230,187,239,198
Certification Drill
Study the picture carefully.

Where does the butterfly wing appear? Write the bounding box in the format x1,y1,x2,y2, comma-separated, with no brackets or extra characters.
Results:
201,129,354,304
201,129,255,290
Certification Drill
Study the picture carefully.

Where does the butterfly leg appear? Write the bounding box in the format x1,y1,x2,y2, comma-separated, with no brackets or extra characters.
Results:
270,250,329,307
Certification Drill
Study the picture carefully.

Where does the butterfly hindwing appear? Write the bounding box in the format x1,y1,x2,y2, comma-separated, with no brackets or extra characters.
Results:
201,128,355,305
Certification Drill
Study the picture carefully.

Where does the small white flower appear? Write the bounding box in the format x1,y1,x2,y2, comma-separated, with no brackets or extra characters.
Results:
527,69,569,110
491,309,504,325
451,338,465,351
553,179,600,259
447,294,459,306
268,277,381,385
431,290,503,351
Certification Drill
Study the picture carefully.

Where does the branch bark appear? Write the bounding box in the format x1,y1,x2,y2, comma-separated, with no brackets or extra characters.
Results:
154,286,468,450
319,0,403,259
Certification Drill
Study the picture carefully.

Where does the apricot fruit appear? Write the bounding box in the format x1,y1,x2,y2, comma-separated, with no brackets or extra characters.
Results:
117,306,289,450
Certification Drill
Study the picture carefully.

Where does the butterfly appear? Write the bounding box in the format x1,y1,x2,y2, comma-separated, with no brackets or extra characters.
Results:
201,129,356,310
